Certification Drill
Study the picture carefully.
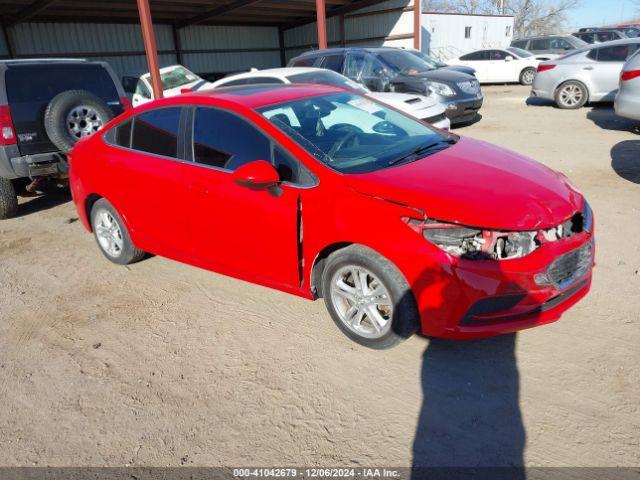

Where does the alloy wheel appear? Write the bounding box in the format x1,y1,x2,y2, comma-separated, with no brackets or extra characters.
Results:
330,266,393,339
66,105,105,139
559,84,584,107
95,209,124,258
522,69,535,85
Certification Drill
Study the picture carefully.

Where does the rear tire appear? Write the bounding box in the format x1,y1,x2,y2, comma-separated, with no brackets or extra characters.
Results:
90,198,145,265
44,90,114,153
321,245,419,349
519,67,536,86
0,178,18,219
555,81,588,109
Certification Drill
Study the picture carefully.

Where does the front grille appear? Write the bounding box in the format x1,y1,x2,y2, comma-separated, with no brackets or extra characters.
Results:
457,80,480,95
547,242,593,288
424,112,447,124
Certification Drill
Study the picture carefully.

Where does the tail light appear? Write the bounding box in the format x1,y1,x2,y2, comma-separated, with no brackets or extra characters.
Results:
537,64,556,73
0,105,16,145
621,70,640,81
119,96,133,111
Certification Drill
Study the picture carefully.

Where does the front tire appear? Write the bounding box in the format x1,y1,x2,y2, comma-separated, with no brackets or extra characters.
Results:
519,67,536,86
90,198,145,265
555,81,588,109
0,178,18,219
321,245,419,349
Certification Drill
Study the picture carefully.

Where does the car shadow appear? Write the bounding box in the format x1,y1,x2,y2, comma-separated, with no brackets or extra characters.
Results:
525,96,556,107
611,140,640,184
15,190,72,218
408,266,525,479
587,105,640,133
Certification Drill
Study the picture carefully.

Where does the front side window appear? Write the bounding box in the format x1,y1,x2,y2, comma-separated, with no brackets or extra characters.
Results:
259,93,452,174
320,54,346,72
489,50,508,60
192,107,271,171
507,47,533,58
550,38,573,50
131,107,182,158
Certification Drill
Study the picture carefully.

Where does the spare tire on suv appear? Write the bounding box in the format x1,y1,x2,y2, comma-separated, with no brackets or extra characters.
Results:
44,90,114,153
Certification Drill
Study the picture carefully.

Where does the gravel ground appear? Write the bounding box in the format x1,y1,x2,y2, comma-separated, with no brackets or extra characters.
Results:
0,85,638,468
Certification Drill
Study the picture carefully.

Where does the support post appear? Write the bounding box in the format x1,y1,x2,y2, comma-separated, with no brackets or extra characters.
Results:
278,26,287,67
137,0,163,99
339,14,346,47
316,0,327,49
172,25,183,65
1,24,14,58
413,0,421,50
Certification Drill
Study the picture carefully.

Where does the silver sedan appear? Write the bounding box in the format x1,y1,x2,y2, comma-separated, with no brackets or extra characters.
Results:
615,49,640,121
531,38,640,109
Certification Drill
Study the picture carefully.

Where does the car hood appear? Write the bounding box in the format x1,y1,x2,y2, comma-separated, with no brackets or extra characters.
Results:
367,92,441,117
346,137,583,231
442,65,477,76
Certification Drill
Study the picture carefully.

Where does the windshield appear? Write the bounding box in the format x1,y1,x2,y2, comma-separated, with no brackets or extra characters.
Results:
507,47,533,58
144,66,201,90
286,70,368,94
258,92,451,174
409,50,447,68
377,50,435,75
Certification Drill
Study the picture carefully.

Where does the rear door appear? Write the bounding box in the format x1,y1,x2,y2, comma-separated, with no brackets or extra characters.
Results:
104,106,190,258
588,43,638,99
5,63,123,155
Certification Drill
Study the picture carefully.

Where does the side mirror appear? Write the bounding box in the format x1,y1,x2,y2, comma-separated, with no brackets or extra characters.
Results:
232,160,280,189
180,87,193,94
505,56,514,62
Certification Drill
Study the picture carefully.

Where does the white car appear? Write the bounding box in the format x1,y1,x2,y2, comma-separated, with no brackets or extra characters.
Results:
446,47,541,85
210,67,451,130
129,65,212,107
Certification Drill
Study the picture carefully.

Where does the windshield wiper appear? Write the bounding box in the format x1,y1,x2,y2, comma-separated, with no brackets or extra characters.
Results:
388,138,457,166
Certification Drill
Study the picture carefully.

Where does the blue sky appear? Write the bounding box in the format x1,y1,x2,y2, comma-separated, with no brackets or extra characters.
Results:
567,0,640,29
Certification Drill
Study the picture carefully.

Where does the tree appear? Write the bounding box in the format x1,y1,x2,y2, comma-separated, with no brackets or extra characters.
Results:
422,0,581,37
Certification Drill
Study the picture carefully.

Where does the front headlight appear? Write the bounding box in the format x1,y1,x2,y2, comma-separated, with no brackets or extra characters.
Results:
403,218,552,260
426,81,456,97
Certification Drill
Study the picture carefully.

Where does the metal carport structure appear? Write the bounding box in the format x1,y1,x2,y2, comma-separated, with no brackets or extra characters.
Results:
1,0,422,99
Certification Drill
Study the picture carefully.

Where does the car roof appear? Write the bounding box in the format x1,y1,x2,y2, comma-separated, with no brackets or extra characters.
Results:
0,58,93,65
296,46,408,57
217,67,322,82
177,83,345,109
513,34,573,40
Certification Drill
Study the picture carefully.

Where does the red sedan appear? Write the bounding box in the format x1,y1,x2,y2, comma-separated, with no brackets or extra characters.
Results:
70,84,594,349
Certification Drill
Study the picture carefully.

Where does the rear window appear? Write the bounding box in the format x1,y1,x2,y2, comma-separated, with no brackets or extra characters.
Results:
290,56,317,67
5,64,119,104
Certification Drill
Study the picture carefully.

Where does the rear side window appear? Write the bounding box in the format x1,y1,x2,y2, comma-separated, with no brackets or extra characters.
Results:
192,107,271,171
511,40,528,49
460,51,487,61
290,56,317,67
5,64,119,104
131,108,182,158
319,54,345,72
530,39,550,50
550,38,574,50
113,119,133,148
593,44,634,62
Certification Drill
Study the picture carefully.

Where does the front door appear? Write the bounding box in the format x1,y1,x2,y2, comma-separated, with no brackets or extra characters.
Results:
184,106,304,290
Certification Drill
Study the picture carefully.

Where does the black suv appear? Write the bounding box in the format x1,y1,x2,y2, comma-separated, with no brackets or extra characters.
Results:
288,47,483,125
0,59,129,219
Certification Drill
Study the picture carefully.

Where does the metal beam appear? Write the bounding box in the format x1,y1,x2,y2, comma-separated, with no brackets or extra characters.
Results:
176,0,261,29
172,24,183,65
1,24,14,58
278,26,286,67
283,0,390,30
316,0,327,49
7,0,60,26
413,0,421,50
137,0,163,100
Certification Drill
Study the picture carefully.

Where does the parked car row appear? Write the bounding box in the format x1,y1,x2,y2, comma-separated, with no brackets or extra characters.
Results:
446,47,541,85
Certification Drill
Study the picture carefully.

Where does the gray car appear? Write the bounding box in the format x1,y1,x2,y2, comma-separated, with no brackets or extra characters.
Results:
511,35,587,58
614,49,640,121
531,38,640,109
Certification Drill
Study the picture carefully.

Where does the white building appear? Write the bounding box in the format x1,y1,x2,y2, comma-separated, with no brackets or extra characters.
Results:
421,12,515,61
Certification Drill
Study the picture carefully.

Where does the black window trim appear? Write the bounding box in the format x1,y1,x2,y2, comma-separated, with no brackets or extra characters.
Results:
102,105,189,163
184,105,319,189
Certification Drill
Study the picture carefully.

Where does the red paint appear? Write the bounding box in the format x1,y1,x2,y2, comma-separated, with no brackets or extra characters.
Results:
119,96,133,111
621,69,640,81
0,105,16,145
70,85,595,340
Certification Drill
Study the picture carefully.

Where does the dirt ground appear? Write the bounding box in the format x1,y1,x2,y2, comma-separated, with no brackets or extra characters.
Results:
0,85,639,468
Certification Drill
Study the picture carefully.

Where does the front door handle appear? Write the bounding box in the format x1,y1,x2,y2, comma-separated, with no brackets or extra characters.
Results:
583,66,594,70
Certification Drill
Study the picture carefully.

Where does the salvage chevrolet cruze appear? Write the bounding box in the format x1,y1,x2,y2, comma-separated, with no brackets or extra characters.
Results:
70,84,595,349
